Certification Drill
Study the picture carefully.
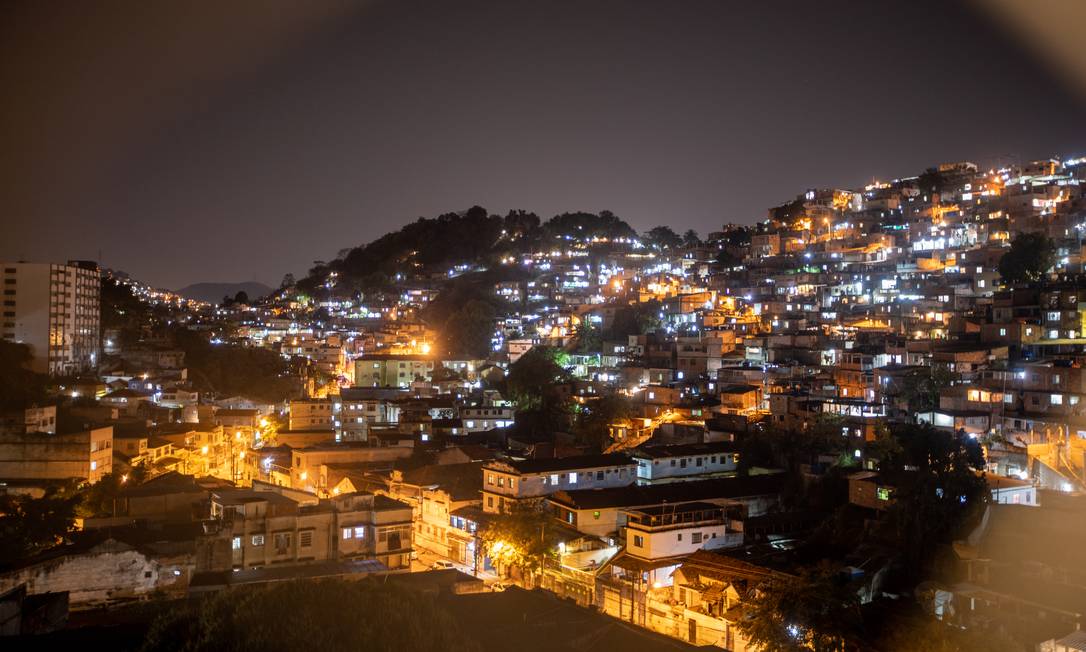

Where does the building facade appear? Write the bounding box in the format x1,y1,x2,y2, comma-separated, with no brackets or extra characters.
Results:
1,261,100,376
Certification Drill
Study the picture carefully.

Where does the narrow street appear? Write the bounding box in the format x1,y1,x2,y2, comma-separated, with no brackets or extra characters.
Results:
410,548,501,584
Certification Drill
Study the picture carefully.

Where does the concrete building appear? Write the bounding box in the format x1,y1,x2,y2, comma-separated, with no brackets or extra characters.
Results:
481,454,637,513
354,355,434,388
1,261,100,375
0,426,113,483
631,442,740,484
288,398,336,432
211,486,414,570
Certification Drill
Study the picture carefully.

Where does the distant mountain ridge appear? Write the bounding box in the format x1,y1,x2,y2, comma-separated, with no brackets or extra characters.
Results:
176,281,272,304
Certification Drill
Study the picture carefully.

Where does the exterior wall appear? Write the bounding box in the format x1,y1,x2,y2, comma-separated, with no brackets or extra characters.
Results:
552,505,626,538
990,484,1037,506
414,489,478,560
291,447,412,494
354,358,434,388
459,406,516,432
634,453,738,481
288,399,335,431
848,477,889,510
626,523,728,559
0,426,113,483
482,462,637,512
0,543,188,607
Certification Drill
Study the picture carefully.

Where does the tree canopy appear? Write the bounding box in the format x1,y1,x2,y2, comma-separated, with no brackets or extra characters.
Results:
997,232,1055,284
645,225,682,249
0,340,48,411
0,485,80,565
172,328,299,402
877,423,988,580
479,500,560,580
737,562,862,652
140,579,480,652
505,346,568,411
572,393,633,452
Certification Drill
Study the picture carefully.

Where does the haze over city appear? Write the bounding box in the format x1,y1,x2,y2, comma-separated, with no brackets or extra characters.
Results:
2,0,1084,289
3,2,1086,651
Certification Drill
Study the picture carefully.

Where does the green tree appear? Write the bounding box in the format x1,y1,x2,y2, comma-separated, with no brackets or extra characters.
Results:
916,167,949,195
607,300,663,338
0,340,47,411
737,562,862,652
0,486,80,564
233,290,250,305
172,327,298,402
573,319,602,355
479,500,560,584
506,346,568,411
573,393,633,452
901,364,955,415
645,225,682,249
715,248,743,268
682,229,702,247
998,232,1056,284
879,423,988,580
79,471,124,518
140,579,480,652
442,299,496,358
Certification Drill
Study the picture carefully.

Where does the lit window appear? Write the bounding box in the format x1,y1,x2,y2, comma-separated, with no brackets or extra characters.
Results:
251,534,265,546
342,528,352,540
1051,394,1063,405
354,526,365,539
232,536,242,550
569,472,578,484
550,474,559,485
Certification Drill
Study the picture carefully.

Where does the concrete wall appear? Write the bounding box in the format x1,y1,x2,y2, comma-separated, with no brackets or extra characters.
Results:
0,542,188,607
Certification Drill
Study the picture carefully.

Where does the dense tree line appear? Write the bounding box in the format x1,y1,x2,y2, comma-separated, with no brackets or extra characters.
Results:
140,579,481,652
171,328,300,403
297,207,644,294
0,340,48,411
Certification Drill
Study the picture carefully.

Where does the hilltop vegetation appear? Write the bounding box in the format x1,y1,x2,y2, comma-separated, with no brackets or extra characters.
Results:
297,206,637,294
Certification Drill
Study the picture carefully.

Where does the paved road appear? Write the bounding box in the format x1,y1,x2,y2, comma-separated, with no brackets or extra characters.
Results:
410,547,500,583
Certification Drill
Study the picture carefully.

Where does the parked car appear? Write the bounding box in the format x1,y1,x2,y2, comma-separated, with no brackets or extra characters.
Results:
489,581,511,592
431,560,455,570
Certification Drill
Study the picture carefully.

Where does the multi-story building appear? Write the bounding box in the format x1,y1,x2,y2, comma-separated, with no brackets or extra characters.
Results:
354,354,434,388
1,260,100,375
630,442,740,484
0,425,113,483
288,398,336,432
210,486,414,570
481,454,637,513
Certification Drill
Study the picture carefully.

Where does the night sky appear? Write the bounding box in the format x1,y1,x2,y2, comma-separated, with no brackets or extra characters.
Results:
2,0,1083,290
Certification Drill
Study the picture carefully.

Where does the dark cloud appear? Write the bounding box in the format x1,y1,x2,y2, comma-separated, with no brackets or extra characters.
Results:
1,0,1082,288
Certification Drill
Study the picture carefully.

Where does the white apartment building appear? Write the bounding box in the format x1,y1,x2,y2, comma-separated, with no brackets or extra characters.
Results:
1,261,100,375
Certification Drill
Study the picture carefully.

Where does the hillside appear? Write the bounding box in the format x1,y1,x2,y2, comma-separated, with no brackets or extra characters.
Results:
176,281,272,304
